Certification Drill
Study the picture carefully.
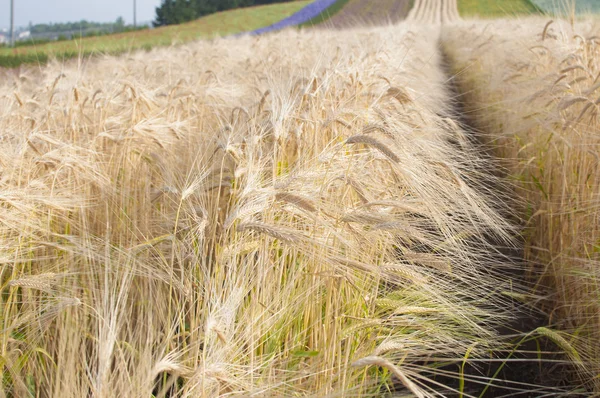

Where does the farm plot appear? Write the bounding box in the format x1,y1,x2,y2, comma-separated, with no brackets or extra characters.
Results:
407,0,461,24
444,17,600,393
457,0,539,17
319,0,412,28
0,21,528,397
531,0,600,14
249,0,338,34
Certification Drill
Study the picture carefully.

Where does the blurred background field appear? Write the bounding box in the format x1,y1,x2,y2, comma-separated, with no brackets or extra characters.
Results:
532,0,600,14
304,0,411,28
457,0,540,17
4,0,600,68
299,0,350,26
0,0,545,68
0,1,310,67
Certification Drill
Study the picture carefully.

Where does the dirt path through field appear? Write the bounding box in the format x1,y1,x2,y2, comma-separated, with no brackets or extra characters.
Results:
324,0,412,28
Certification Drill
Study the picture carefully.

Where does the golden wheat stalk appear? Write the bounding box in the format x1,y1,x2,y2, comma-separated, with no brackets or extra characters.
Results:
352,356,425,398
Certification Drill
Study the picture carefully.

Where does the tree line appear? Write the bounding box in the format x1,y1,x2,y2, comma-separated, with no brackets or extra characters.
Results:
153,0,294,26
30,18,126,35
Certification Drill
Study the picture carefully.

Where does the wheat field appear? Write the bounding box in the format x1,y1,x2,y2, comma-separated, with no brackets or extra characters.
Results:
1,0,600,397
444,16,600,393
0,20,524,396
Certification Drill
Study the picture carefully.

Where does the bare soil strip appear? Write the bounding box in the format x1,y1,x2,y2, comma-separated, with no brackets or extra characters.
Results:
323,0,412,28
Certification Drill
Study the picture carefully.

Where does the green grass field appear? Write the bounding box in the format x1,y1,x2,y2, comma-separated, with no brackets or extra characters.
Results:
458,0,540,17
532,0,600,14
0,1,310,67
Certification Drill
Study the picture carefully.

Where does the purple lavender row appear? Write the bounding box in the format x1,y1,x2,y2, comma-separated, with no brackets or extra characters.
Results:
248,0,339,35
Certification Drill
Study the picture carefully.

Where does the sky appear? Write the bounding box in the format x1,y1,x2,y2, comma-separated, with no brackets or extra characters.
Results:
1,0,163,29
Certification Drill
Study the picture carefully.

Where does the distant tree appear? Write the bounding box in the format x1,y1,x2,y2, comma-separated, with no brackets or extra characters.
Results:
114,16,125,32
154,0,199,27
153,1,171,27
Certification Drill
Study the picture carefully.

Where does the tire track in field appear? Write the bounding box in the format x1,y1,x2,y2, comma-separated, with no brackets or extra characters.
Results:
406,0,460,24
322,0,412,28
